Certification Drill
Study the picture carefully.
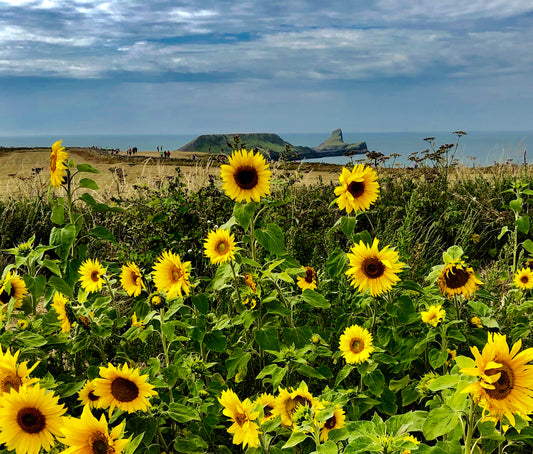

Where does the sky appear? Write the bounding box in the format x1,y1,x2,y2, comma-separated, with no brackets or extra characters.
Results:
0,0,532,135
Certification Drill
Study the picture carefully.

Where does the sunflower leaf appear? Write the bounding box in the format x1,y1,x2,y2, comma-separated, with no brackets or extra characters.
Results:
233,201,257,229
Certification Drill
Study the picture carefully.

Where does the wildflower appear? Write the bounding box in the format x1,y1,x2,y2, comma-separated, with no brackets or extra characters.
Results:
401,434,420,454
218,389,260,448
0,384,66,454
242,298,257,309
514,267,533,290
17,319,29,330
150,294,164,307
462,333,533,426
471,316,483,328
471,233,481,244
204,229,237,265
297,266,317,291
421,305,446,327
152,251,191,298
51,292,72,333
311,334,320,344
120,262,145,297
220,149,271,203
334,164,380,213
0,347,39,396
346,238,404,297
49,139,68,187
437,260,482,299
58,405,128,454
253,393,276,423
339,324,374,364
78,258,106,293
94,363,157,415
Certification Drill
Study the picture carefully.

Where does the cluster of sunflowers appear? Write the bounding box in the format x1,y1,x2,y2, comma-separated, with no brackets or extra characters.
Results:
1,140,533,453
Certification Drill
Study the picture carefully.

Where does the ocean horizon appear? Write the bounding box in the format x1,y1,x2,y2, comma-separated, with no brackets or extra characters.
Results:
0,130,531,167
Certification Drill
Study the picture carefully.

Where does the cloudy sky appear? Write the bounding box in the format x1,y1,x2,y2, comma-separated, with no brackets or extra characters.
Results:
0,0,532,135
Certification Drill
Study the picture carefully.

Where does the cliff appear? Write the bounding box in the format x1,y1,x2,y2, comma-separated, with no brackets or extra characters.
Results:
178,129,367,160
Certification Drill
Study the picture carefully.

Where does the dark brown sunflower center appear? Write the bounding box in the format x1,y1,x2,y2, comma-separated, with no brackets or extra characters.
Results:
17,407,46,434
131,272,140,283
263,404,273,418
171,268,183,282
521,275,529,284
362,257,385,279
444,266,470,289
347,181,365,198
88,390,99,401
216,241,228,254
0,290,10,304
90,271,100,282
485,362,514,400
50,155,57,172
305,267,316,283
325,414,337,429
111,377,139,402
90,433,110,454
235,166,259,189
235,412,247,427
351,338,364,354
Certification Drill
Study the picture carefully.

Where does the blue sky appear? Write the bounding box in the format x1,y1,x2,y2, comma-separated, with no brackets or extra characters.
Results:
0,0,532,135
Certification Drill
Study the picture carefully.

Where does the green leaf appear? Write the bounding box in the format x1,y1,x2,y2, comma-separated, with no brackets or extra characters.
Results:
49,224,77,262
366,369,385,396
173,435,208,453
282,326,312,348
79,193,123,212
254,327,279,351
318,441,338,454
48,276,74,298
517,215,530,234
16,331,47,347
282,431,308,449
167,403,201,423
325,248,347,278
522,239,533,253
207,262,233,291
335,364,352,387
427,374,460,392
497,225,510,240
296,364,326,380
191,293,208,315
401,384,419,406
233,201,257,230
42,259,61,276
423,405,460,440
204,330,227,353
301,289,330,309
225,348,251,379
510,198,522,212
79,178,99,190
90,226,117,244
454,355,475,370
76,163,100,173
51,204,65,225
124,433,144,454
429,348,448,369
444,245,463,262
341,216,357,238
256,223,285,255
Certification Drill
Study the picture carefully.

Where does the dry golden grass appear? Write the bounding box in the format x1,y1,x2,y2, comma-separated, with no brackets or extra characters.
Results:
0,147,343,200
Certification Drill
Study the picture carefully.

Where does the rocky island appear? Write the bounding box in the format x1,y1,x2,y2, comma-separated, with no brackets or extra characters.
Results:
178,128,367,160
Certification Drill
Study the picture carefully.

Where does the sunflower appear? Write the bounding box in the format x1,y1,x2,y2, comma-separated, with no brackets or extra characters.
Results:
297,266,317,291
78,380,101,408
253,392,276,423
0,384,66,454
218,389,260,449
131,313,144,329
401,435,420,454
93,363,157,415
51,292,72,333
150,294,164,307
78,259,106,293
204,229,237,265
514,267,533,290
49,139,68,188
471,316,483,328
339,324,374,364
58,405,128,454
220,149,271,202
461,332,533,426
0,270,28,308
437,261,482,299
334,164,380,214
345,238,404,297
244,273,257,293
152,251,191,299
120,262,145,297
421,305,446,327
0,347,39,395
273,384,316,427
319,403,346,442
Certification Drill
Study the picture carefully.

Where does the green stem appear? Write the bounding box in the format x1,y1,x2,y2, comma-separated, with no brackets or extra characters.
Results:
229,260,243,306
464,398,477,454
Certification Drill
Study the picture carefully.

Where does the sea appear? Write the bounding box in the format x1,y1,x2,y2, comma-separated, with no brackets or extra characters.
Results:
0,131,531,167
